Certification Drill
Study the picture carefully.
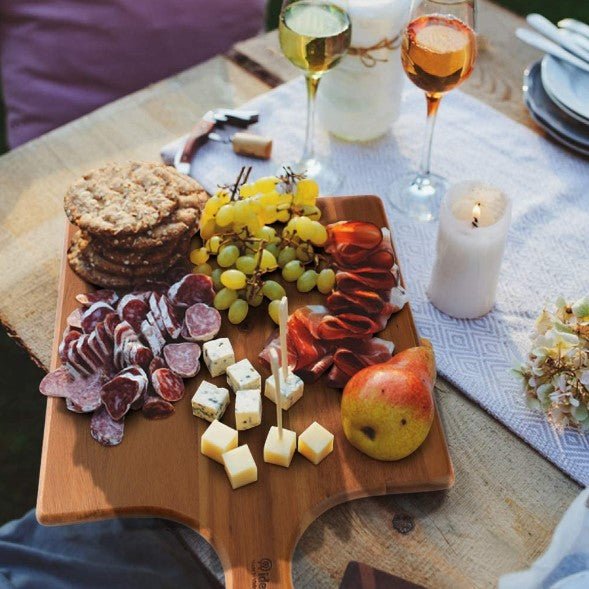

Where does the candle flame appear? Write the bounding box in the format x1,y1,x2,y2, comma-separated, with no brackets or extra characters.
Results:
472,202,482,228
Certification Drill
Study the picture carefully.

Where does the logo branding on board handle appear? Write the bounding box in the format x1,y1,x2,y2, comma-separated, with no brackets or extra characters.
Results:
250,558,273,588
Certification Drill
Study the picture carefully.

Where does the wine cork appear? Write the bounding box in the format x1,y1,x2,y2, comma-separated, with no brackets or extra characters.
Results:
231,132,272,159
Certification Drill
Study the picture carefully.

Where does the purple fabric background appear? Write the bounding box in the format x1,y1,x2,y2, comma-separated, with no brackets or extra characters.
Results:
0,0,265,147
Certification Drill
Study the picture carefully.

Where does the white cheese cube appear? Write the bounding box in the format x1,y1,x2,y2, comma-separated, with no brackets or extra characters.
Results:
226,359,261,392
264,370,304,410
191,380,229,422
298,421,334,465
235,389,262,431
201,420,238,464
202,338,235,378
222,444,257,489
263,426,296,468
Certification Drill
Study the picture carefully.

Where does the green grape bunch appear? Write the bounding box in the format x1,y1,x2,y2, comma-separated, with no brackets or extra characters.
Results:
190,168,336,325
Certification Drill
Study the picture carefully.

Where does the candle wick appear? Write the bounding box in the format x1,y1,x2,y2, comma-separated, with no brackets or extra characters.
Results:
472,202,481,228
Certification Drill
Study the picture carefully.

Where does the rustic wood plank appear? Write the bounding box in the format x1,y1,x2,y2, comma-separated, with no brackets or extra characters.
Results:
231,0,543,128
0,57,268,370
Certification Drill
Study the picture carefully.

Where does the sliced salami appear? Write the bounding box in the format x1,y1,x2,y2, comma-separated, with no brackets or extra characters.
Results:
183,303,221,342
66,372,105,413
67,307,83,330
142,395,175,420
76,334,102,371
158,296,182,340
125,342,153,369
120,365,149,396
66,343,92,377
101,369,143,420
76,290,119,308
180,322,199,343
40,366,77,398
90,406,125,446
130,387,148,411
163,343,201,378
104,312,121,339
113,321,138,370
141,319,165,357
118,294,150,332
168,274,215,308
149,293,166,334
58,329,81,364
152,368,185,402
81,302,115,333
149,356,167,375
95,322,113,358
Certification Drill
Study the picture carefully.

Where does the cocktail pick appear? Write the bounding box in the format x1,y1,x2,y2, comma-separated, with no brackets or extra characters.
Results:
279,296,289,381
269,348,283,439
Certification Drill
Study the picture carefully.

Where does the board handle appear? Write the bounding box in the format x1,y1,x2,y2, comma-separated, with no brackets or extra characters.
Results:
224,557,293,589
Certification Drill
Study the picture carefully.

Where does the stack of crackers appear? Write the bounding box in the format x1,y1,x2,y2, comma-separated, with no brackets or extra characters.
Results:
65,162,207,288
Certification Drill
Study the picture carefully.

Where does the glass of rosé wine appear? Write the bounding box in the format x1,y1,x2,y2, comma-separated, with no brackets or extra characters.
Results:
391,0,477,222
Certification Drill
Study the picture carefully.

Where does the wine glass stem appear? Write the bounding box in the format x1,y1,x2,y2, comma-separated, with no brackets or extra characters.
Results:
301,74,320,162
418,94,442,178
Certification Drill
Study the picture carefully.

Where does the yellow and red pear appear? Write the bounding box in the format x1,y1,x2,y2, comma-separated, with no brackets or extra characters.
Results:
341,344,436,461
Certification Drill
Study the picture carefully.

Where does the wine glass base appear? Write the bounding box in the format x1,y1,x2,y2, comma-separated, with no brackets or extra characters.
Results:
389,172,448,222
278,158,343,195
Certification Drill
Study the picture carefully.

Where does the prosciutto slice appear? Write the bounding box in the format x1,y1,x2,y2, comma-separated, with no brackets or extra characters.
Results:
318,313,385,340
336,268,398,292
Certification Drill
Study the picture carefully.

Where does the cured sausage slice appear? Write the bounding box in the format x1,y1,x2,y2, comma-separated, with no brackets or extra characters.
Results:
124,342,153,370
66,345,91,378
90,406,125,446
149,356,166,375
101,368,143,420
104,312,121,339
58,330,81,364
151,368,184,402
40,366,77,398
66,371,105,413
117,294,149,332
317,313,383,340
168,274,215,308
67,308,83,330
142,395,175,419
113,321,138,370
81,302,115,333
163,343,201,378
95,322,114,358
183,303,221,342
141,318,165,357
148,293,167,334
76,290,119,308
158,296,182,340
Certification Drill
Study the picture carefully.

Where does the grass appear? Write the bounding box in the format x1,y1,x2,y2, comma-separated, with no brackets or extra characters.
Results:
1,0,588,525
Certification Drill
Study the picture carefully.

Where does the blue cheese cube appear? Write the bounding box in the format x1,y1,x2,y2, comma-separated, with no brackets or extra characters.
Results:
226,359,261,392
264,370,304,410
235,389,262,431
191,380,229,422
203,338,235,378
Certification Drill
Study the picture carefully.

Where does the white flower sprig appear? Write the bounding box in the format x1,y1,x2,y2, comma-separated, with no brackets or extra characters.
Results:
514,296,589,430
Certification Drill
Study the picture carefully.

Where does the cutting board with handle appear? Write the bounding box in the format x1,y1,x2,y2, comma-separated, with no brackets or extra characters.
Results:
37,195,454,588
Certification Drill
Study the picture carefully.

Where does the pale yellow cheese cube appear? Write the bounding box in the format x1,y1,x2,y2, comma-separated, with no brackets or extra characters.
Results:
200,420,238,464
298,421,334,465
263,426,296,468
222,444,258,489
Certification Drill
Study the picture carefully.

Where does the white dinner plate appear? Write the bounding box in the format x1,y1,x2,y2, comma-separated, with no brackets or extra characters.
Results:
541,55,589,123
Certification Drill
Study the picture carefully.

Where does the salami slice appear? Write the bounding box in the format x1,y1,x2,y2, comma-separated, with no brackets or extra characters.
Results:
130,387,148,411
141,319,165,357
149,356,167,375
67,308,83,330
90,406,125,446
120,365,149,396
101,369,143,420
104,312,121,339
66,371,105,413
180,322,199,343
168,274,215,308
163,343,201,378
40,366,77,398
81,301,115,333
158,296,182,339
118,294,150,332
125,342,153,369
95,322,114,358
66,342,92,377
113,321,138,370
152,368,184,402
76,334,103,371
142,395,175,419
183,303,221,342
76,290,119,308
58,329,81,364
149,293,167,334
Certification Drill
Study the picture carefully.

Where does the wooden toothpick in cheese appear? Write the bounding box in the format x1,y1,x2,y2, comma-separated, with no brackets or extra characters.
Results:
298,421,334,465
264,426,297,468
203,338,235,378
226,358,261,392
222,444,258,489
264,371,304,410
201,420,238,464
191,380,230,422
235,389,262,430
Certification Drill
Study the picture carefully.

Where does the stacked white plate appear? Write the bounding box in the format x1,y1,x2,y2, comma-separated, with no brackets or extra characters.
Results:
523,55,589,156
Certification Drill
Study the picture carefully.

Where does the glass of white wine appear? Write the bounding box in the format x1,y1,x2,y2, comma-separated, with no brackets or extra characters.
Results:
279,0,351,194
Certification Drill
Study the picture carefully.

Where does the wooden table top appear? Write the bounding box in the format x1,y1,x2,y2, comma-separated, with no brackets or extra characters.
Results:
0,2,580,587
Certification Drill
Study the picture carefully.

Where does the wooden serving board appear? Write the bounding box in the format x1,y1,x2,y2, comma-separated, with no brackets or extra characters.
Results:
37,195,453,588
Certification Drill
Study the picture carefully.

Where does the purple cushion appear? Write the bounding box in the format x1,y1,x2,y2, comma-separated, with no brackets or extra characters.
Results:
0,0,265,147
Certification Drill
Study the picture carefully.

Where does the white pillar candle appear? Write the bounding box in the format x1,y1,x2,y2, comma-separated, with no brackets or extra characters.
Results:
427,181,512,319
